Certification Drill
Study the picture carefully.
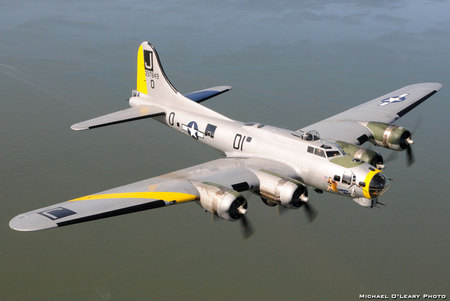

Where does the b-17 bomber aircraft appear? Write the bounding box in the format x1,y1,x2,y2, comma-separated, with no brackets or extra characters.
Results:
10,42,442,237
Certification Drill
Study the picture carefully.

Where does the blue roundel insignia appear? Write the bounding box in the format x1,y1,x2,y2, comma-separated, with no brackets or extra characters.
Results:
187,121,198,130
187,121,199,138
181,121,204,140
379,93,408,106
181,121,205,139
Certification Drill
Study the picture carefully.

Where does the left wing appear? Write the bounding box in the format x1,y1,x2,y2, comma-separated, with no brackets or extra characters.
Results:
9,157,293,231
300,83,442,145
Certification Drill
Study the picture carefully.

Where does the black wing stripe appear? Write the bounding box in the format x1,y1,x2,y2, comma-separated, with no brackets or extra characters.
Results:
397,90,437,117
56,200,166,227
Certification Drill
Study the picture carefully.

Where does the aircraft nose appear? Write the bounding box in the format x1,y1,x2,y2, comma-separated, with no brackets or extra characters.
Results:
368,172,390,198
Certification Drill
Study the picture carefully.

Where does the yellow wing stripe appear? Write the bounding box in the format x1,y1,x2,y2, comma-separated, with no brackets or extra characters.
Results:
68,192,198,203
362,169,381,199
136,44,148,94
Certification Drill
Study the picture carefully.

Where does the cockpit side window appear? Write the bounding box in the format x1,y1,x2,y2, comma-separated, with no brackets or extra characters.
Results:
326,150,340,158
314,148,326,158
308,146,341,158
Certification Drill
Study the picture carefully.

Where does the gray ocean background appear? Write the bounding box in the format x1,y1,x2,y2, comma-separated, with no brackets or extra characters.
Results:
1,0,449,300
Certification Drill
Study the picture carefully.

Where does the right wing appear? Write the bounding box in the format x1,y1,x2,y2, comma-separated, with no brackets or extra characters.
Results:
9,157,294,231
300,83,442,145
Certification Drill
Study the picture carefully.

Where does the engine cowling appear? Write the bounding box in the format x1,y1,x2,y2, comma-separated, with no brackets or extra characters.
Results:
192,182,247,221
366,122,413,151
253,170,308,209
336,141,384,169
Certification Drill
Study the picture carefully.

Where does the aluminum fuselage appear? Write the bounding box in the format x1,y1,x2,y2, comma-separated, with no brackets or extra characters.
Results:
155,106,387,206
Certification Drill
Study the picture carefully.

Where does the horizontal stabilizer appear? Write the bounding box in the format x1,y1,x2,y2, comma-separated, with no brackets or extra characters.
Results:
184,86,232,103
71,105,165,130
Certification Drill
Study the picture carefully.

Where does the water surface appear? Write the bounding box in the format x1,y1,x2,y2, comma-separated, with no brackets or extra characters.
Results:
1,1,449,300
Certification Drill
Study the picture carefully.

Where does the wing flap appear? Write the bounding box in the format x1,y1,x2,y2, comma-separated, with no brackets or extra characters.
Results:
71,105,165,131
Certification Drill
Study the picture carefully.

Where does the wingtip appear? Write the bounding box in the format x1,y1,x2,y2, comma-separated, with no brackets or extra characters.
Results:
9,213,58,232
416,82,443,91
70,124,88,131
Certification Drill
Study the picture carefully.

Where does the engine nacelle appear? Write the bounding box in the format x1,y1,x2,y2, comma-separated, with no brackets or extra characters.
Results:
192,182,246,221
366,122,413,151
253,170,308,209
336,141,384,169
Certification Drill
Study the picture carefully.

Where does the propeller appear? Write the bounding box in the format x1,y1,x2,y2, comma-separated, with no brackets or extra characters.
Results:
399,134,415,166
298,194,317,222
276,197,318,223
303,201,317,222
238,202,254,239
383,116,422,168
383,132,415,167
403,116,421,167
405,142,414,166
240,214,254,239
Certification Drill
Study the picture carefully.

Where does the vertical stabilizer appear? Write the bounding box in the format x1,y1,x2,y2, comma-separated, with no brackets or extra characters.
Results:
136,42,178,101
134,42,230,120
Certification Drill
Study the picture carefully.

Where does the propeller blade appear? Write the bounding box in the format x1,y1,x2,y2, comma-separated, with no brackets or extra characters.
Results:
404,116,421,167
406,145,415,166
240,215,254,239
277,205,289,216
303,202,317,222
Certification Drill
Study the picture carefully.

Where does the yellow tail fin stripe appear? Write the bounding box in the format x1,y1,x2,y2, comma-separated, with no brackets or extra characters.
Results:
68,192,197,203
136,44,148,94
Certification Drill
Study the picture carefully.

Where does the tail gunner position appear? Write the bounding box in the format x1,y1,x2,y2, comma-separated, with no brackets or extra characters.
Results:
10,42,442,237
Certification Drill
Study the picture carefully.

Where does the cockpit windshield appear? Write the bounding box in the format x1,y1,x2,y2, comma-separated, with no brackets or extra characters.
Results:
308,146,343,158
298,130,344,159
